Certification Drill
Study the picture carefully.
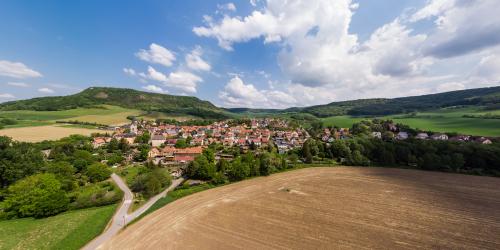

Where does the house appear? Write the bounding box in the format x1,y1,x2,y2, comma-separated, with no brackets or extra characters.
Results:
148,147,161,158
431,133,448,141
151,134,166,147
415,133,429,140
449,135,471,142
475,137,493,144
92,137,110,148
396,132,409,140
371,132,382,139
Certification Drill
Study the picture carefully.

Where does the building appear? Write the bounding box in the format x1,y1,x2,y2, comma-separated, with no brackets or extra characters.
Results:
415,133,429,140
431,133,448,141
151,134,166,147
396,132,409,140
371,132,382,139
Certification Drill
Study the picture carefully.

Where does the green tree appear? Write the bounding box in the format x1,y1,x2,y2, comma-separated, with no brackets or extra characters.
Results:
175,139,188,148
85,163,112,183
2,173,69,218
186,155,215,180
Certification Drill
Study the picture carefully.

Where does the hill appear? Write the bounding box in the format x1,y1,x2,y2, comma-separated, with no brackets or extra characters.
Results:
293,86,500,117
0,87,230,119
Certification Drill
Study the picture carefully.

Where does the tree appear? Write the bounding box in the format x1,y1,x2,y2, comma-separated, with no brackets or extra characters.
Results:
2,173,69,218
302,140,313,163
226,158,250,181
107,138,119,152
118,138,130,152
203,148,216,164
186,155,215,180
85,163,112,183
175,139,188,148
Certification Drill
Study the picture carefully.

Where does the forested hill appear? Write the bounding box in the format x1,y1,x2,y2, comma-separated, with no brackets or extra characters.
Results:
288,86,500,117
0,87,230,119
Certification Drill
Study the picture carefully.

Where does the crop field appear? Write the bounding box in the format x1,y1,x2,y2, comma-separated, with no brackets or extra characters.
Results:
104,167,500,250
0,205,116,250
0,125,109,142
321,107,500,136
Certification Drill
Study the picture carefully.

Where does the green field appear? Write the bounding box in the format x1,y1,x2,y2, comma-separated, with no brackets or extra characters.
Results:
0,205,116,250
0,105,200,129
321,107,500,136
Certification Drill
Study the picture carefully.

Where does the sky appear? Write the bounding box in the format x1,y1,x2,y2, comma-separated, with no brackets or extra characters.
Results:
1,0,500,108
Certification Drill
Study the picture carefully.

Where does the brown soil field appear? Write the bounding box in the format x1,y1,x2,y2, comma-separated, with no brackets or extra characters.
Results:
0,125,108,142
103,167,500,250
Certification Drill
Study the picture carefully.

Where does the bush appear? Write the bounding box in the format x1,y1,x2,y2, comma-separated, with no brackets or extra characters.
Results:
1,173,69,218
69,181,123,209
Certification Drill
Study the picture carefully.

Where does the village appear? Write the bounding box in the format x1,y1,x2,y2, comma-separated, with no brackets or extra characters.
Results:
92,118,311,171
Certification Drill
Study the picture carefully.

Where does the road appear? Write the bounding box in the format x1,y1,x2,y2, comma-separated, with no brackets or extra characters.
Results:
82,174,184,250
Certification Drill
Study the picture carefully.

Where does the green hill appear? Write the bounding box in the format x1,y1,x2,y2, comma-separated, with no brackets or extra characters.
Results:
289,86,500,117
0,87,230,119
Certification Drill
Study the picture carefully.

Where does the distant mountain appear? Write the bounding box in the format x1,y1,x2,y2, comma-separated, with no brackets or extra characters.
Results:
0,87,230,119
287,86,500,117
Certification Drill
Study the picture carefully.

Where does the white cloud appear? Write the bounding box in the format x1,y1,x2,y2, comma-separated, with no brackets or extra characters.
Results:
142,85,168,94
218,3,236,12
135,43,176,67
7,82,30,87
185,46,211,71
140,66,201,93
38,87,54,94
198,0,500,107
249,0,258,7
123,68,137,76
219,76,296,108
0,93,15,99
0,60,42,79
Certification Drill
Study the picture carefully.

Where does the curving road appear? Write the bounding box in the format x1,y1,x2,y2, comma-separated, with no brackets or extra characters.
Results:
82,173,184,250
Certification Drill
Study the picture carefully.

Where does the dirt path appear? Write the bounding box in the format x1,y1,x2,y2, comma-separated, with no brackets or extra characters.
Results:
82,174,184,250
102,167,500,250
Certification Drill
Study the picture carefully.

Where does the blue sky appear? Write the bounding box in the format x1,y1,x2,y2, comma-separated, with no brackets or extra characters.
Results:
1,0,500,108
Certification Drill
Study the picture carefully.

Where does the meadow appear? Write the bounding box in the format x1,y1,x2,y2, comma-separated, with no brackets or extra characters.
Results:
0,205,116,250
0,105,142,127
321,107,500,136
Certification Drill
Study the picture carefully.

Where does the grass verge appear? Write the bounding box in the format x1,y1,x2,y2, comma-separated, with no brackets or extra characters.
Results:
0,204,117,250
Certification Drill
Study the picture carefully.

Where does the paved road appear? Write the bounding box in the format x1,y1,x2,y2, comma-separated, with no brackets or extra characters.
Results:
82,174,184,250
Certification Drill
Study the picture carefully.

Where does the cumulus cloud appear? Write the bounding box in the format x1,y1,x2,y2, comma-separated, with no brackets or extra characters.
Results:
140,66,201,93
185,46,211,71
0,93,15,99
0,60,42,79
219,76,296,108
135,43,176,67
7,82,30,87
142,84,168,94
195,0,500,107
38,87,54,94
417,0,500,58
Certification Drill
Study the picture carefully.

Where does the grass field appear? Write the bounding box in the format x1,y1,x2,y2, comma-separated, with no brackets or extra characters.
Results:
0,105,141,127
0,125,109,142
321,107,500,136
104,167,500,250
0,105,199,130
0,205,117,250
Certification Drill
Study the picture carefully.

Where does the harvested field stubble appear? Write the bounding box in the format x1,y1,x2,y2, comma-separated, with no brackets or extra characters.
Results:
104,167,500,250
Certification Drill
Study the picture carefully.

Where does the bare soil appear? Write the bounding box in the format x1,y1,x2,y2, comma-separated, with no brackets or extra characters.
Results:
103,167,500,250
